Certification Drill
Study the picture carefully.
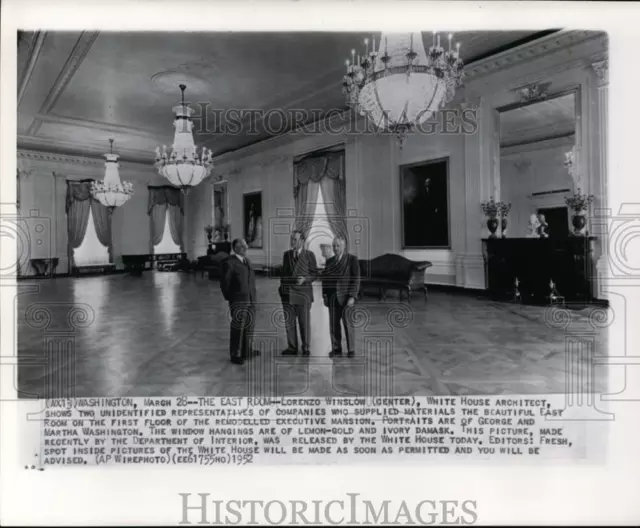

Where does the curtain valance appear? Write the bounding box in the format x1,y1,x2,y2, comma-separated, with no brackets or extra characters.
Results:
65,180,94,213
292,147,347,243
147,186,184,215
293,151,344,197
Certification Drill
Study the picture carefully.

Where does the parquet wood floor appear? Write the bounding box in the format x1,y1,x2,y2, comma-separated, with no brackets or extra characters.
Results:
16,272,608,398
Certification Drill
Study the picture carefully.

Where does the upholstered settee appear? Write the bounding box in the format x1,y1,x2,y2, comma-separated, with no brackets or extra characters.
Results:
196,252,229,279
358,253,431,303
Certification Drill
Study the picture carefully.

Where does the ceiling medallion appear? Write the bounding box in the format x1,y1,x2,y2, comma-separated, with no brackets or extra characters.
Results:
154,84,213,193
151,69,212,97
341,32,464,143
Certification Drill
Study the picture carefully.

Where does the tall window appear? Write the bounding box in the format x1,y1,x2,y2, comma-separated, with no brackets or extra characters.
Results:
73,208,110,266
153,212,181,255
306,186,334,267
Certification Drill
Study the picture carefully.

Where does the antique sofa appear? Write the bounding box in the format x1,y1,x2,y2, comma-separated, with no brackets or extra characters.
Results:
196,251,229,279
358,253,431,303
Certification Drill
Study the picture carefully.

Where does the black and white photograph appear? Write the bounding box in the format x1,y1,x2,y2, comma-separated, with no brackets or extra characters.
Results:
12,28,611,399
3,1,640,525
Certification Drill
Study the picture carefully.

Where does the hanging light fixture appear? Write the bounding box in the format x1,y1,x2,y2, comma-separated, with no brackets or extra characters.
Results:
91,139,134,209
342,32,464,141
155,84,213,193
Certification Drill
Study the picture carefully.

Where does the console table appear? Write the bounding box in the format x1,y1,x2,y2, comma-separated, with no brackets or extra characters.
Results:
122,253,188,275
72,263,116,277
482,237,596,304
30,258,59,278
155,252,189,271
122,254,153,275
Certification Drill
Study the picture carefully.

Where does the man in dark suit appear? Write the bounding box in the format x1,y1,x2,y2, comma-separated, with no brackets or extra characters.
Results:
220,238,259,365
322,236,360,358
279,230,318,356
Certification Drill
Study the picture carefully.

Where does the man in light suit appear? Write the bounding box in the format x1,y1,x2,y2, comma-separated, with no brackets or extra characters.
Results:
279,230,318,356
221,238,260,365
322,236,360,358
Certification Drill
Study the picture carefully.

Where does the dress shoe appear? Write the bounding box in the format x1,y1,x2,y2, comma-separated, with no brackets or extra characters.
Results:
302,350,310,357
282,348,298,356
328,350,343,358
347,351,355,358
230,356,245,365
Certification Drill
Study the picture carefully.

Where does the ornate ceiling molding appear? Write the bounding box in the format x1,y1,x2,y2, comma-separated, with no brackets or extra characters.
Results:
18,31,47,107
513,81,552,103
27,31,100,136
18,149,102,167
17,134,152,165
17,148,155,175
464,30,607,81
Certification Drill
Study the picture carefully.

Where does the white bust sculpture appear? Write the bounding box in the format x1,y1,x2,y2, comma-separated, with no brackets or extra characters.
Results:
527,214,541,238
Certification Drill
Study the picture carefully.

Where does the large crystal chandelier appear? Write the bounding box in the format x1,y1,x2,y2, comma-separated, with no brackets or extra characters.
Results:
155,84,213,193
342,32,464,138
91,139,134,209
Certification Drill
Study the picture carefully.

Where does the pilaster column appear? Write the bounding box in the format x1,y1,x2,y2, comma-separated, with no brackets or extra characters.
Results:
53,171,69,275
592,59,609,299
458,97,496,289
592,59,608,208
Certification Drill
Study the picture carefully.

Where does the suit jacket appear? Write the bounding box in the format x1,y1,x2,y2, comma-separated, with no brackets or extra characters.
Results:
322,253,360,305
221,255,257,304
279,248,318,304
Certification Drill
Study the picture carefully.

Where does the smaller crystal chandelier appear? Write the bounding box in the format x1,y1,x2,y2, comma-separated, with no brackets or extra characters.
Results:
155,84,213,193
342,32,464,140
91,139,134,209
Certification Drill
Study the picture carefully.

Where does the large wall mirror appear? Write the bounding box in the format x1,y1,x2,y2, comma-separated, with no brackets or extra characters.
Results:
498,90,577,238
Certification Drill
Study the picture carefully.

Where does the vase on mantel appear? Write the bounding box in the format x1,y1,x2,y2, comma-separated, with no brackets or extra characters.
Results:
498,201,511,239
501,218,508,238
481,198,502,239
571,211,587,236
564,187,594,237
486,218,499,238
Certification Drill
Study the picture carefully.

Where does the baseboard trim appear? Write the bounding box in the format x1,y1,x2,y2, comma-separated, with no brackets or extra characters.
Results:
16,268,129,280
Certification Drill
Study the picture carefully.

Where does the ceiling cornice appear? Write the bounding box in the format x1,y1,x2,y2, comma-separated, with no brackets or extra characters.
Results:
464,29,607,81
17,148,156,174
17,134,153,165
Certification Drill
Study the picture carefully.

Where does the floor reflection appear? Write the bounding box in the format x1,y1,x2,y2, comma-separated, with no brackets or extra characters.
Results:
17,272,609,398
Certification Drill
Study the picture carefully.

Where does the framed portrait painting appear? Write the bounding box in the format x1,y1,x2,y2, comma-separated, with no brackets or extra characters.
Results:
400,157,451,249
243,191,263,248
212,181,228,240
